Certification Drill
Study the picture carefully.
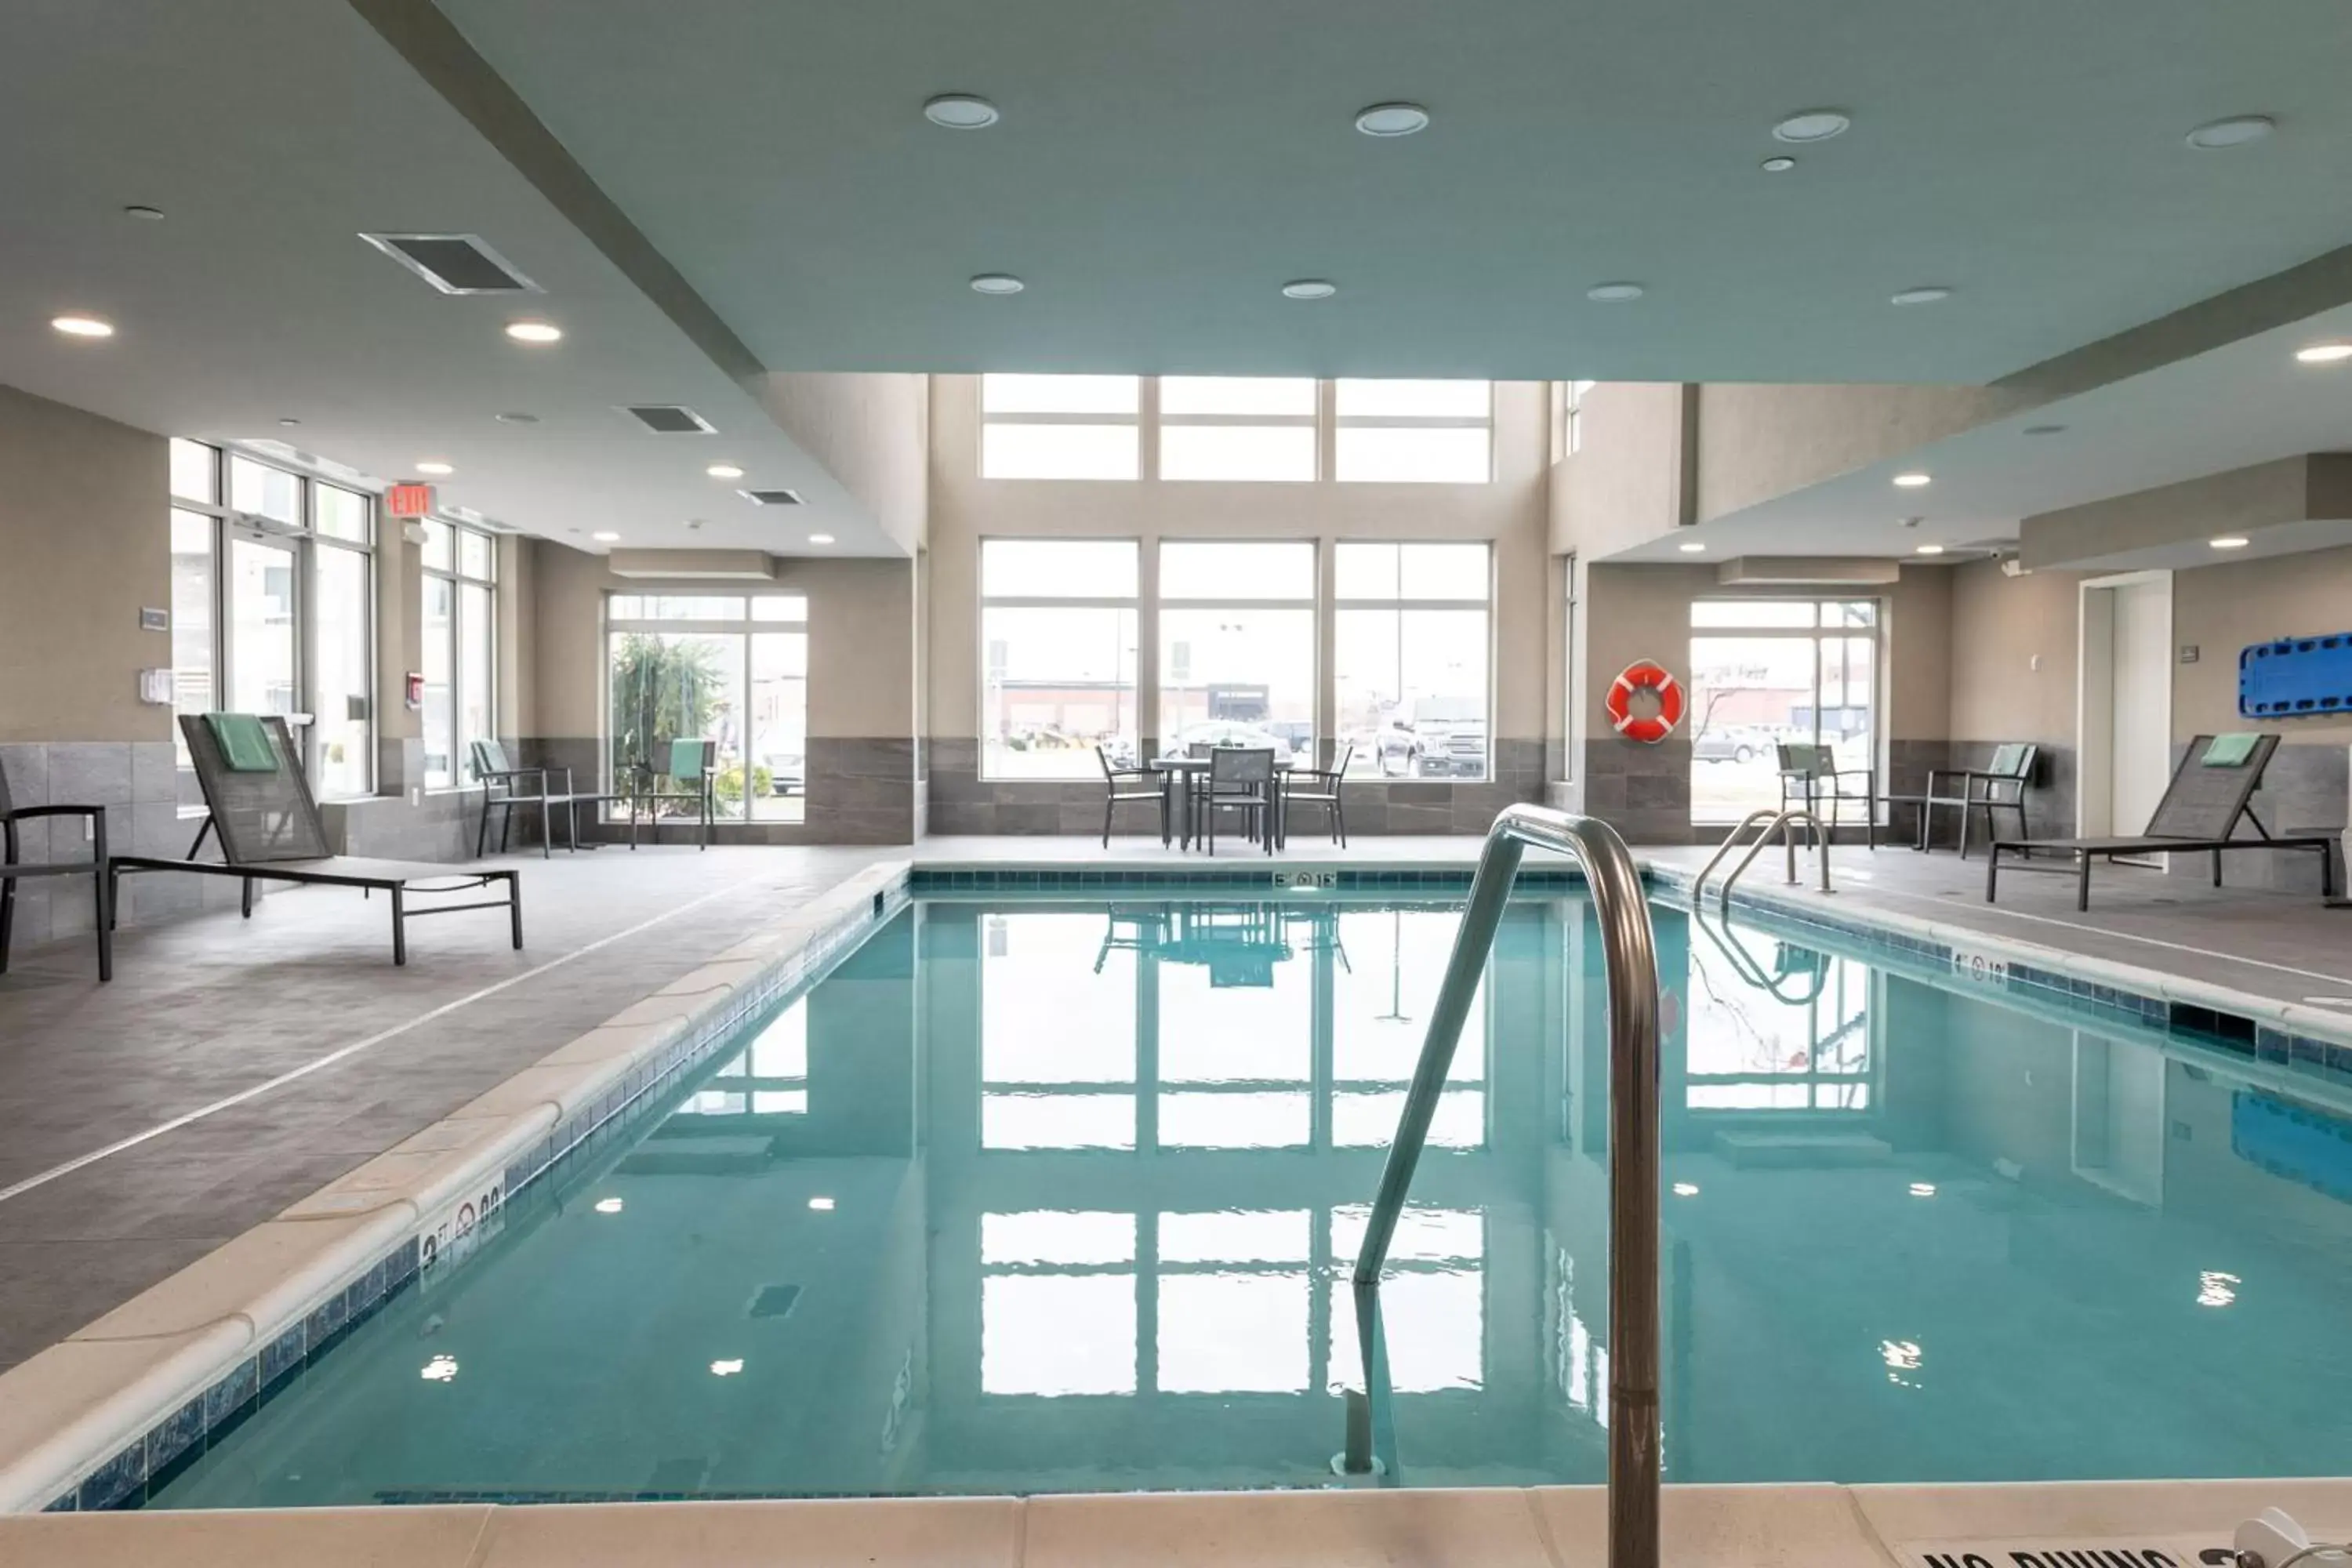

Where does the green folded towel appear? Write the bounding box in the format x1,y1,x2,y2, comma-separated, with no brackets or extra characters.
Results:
2201,733,2261,767
206,713,278,772
668,737,708,778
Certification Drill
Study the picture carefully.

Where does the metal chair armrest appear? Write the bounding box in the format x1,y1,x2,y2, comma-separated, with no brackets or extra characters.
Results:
4,803,106,822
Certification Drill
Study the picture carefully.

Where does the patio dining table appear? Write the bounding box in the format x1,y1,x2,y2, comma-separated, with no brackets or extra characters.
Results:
1148,755,1296,853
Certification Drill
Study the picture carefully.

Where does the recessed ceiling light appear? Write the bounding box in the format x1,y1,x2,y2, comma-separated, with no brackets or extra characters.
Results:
2295,343,2352,365
50,314,114,338
969,273,1025,296
1893,472,1932,488
416,460,454,475
122,205,165,221
1587,281,1645,303
1677,541,1707,554
1281,279,1338,300
2186,114,2274,151
1909,1182,1937,1198
706,463,745,479
592,530,621,543
2209,535,2250,550
1914,543,1946,556
1772,109,1851,143
808,1196,836,1211
1891,286,1953,306
1760,156,1797,173
923,93,1000,130
1354,102,1430,137
277,417,301,427
808,533,836,546
2023,423,2067,436
1671,1182,1700,1197
504,320,562,344
593,1196,623,1214
710,1359,745,1377
495,411,539,424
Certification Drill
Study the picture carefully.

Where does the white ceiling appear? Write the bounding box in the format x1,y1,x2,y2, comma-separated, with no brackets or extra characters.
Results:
0,1,893,556
443,0,2352,382
1619,299,2352,564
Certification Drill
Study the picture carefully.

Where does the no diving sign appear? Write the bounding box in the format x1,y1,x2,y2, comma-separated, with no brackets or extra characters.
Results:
1904,1539,2234,1568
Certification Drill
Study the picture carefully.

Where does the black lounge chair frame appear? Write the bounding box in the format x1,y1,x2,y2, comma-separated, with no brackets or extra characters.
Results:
111,716,521,965
1986,733,2336,911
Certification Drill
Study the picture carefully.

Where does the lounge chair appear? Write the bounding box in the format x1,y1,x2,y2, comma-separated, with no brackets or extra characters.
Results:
0,754,111,980
470,739,615,858
111,714,521,965
1986,732,2336,910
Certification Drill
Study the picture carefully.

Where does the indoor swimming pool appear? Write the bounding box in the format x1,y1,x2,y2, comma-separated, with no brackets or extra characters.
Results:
137,887,2352,1506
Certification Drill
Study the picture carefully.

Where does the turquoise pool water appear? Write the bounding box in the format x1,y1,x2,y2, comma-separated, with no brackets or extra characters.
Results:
143,890,2352,1505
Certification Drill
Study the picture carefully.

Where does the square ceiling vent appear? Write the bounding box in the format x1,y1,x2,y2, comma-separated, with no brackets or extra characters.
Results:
623,405,718,435
359,233,540,294
737,488,804,506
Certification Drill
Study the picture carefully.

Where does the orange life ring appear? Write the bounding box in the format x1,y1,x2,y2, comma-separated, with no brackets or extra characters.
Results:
1606,660,1684,744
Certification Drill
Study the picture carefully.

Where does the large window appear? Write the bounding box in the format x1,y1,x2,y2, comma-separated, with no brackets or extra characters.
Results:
1687,598,1880,825
979,375,1142,480
1158,378,1317,482
1156,541,1316,764
1333,542,1492,779
605,593,808,822
979,540,1139,779
168,440,373,800
423,519,498,790
1334,379,1494,484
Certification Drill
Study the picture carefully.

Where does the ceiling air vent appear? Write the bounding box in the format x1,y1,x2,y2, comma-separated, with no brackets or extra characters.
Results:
622,404,718,435
737,488,804,506
359,233,541,295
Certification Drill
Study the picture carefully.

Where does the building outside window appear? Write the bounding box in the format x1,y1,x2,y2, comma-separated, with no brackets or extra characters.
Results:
167,439,373,802
1686,597,1881,825
1332,542,1493,779
978,375,1142,481
1157,377,1317,482
604,593,808,822
422,518,498,790
1334,379,1494,484
1156,541,1316,763
978,539,1139,779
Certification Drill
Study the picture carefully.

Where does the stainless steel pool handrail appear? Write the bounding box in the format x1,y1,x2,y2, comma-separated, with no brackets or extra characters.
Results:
1350,804,1661,1568
1692,808,1831,906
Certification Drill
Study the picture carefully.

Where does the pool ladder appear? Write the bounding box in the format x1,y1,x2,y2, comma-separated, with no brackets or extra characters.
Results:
1690,808,1832,907
1351,804,1663,1568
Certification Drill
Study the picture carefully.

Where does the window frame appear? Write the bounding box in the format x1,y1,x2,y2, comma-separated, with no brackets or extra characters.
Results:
168,440,376,801
978,374,1145,482
1683,596,1885,827
1156,377,1320,483
601,590,811,822
1333,379,1496,485
977,537,1143,782
1154,539,1319,763
1331,540,1497,782
423,517,498,791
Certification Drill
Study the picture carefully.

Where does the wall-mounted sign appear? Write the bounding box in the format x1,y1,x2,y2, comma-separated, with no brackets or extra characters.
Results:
386,482,437,518
405,671,425,710
139,607,169,633
1900,1536,2234,1568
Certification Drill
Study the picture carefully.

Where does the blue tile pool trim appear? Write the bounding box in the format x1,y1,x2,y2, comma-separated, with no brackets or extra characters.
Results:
49,873,912,1515
908,866,1589,891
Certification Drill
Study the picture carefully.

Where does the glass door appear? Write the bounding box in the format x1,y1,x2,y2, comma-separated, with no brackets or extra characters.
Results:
1686,600,1880,826
226,535,301,724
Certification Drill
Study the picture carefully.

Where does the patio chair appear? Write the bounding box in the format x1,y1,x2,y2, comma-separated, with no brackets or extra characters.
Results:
1777,741,1878,849
0,754,111,981
470,739,617,858
622,738,717,850
1283,741,1354,847
1987,732,2337,910
1201,747,1276,858
1885,742,2038,857
1095,744,1167,848
111,714,521,965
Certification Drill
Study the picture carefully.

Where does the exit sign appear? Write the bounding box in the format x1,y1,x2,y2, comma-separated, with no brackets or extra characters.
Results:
386,482,437,517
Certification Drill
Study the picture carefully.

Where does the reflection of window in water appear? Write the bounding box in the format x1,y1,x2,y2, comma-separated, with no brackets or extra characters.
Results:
981,913,1138,1149
1551,1243,1607,1426
1332,909,1487,1149
1682,934,1872,1111
978,1206,1483,1399
677,997,808,1118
